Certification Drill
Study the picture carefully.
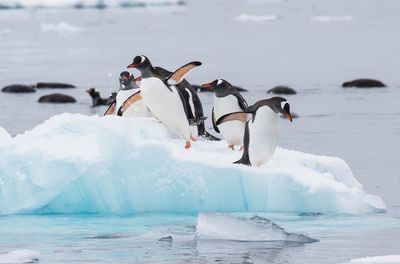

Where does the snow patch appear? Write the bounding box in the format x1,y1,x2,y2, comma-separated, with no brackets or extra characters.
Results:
40,22,83,34
235,14,279,22
197,213,317,242
346,255,400,263
311,16,353,22
0,113,386,215
0,249,39,264
0,127,11,146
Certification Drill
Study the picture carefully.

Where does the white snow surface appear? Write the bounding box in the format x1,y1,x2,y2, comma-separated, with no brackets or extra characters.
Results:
347,255,400,263
0,249,39,264
197,213,317,242
0,113,385,215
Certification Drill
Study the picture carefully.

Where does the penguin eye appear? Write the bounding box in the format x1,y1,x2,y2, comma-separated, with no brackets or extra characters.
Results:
140,55,146,63
281,101,289,110
216,79,223,85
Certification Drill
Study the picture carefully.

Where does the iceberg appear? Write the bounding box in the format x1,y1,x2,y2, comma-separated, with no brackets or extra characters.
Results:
196,213,317,242
0,249,39,264
0,113,385,215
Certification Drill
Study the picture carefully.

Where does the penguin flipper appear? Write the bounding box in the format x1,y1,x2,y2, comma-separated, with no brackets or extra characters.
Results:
117,91,142,116
104,102,116,116
212,108,220,133
166,61,202,85
233,93,248,111
216,112,252,126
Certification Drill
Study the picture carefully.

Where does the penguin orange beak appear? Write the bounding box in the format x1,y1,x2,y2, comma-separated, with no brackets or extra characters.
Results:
135,76,142,82
127,63,138,68
201,83,213,89
284,113,293,122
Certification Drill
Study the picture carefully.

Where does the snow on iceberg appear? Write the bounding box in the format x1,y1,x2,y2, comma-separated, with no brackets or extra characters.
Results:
346,255,400,264
0,249,39,264
197,213,317,242
0,113,385,215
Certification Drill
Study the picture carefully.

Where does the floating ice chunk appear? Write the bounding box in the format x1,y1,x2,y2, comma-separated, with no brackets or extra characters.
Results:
197,213,317,242
311,16,353,22
0,249,39,264
235,14,279,22
0,114,385,215
346,255,400,263
40,22,83,34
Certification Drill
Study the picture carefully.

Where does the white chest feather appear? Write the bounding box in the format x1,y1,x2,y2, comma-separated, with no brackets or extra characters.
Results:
140,77,190,139
248,106,280,166
116,89,138,112
214,95,245,146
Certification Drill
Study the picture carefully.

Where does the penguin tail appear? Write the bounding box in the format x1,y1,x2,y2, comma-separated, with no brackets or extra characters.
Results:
234,155,251,166
189,116,207,126
201,130,221,141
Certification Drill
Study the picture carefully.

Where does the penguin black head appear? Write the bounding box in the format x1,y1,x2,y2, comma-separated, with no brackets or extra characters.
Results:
201,79,236,97
86,88,99,98
127,55,150,71
120,71,131,79
268,97,292,122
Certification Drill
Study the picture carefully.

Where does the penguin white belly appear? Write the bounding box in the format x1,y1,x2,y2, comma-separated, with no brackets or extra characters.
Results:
214,95,245,146
116,89,136,112
248,107,279,167
140,77,190,139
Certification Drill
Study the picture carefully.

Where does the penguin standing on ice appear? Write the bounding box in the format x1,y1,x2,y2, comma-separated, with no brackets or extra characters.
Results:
216,97,293,167
155,67,219,141
127,55,203,149
104,71,150,117
202,79,248,149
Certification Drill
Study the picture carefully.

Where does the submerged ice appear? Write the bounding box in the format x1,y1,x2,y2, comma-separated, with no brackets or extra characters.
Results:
0,113,385,215
197,213,317,242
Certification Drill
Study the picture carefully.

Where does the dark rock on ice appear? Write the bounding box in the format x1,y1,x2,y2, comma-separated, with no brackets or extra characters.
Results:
2,84,36,93
342,79,386,88
38,93,76,103
267,86,297,95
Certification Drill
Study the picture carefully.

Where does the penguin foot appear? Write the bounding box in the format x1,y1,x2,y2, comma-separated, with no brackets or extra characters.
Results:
185,141,191,149
228,144,235,150
190,135,197,142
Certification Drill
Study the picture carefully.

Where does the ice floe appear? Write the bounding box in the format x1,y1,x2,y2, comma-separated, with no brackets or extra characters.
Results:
197,213,317,242
0,249,39,264
0,113,385,215
311,16,353,22
235,14,279,22
346,255,400,263
0,0,184,9
40,22,83,34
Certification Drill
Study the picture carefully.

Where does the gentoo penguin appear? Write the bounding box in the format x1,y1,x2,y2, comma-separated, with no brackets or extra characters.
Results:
86,88,116,106
202,79,248,149
155,67,218,141
104,71,149,117
127,55,203,149
216,97,293,167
